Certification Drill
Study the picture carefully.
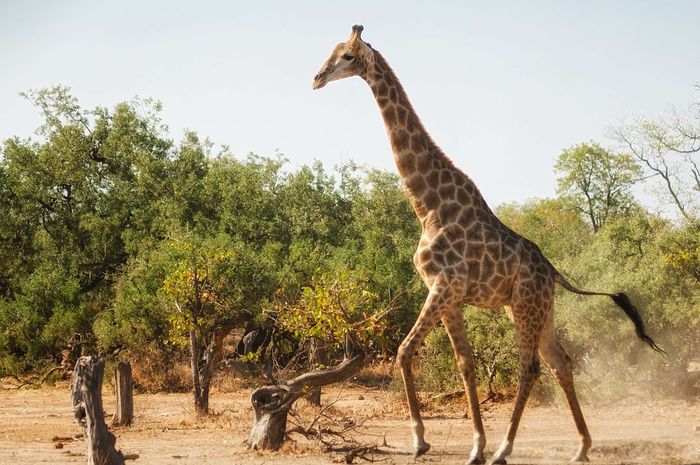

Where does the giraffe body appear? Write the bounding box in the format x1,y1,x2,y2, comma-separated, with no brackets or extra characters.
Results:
313,25,660,465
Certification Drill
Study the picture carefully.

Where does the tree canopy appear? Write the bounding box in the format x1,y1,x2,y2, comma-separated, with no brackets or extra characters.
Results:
554,142,641,231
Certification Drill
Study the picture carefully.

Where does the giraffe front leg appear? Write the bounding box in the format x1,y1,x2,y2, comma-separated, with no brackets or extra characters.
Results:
397,340,431,458
441,310,486,464
396,287,444,458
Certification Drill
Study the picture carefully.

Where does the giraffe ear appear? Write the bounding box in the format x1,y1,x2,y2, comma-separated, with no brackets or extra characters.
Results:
349,24,364,42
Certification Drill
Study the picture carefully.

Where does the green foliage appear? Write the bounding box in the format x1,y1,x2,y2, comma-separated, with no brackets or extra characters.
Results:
94,246,172,355
418,307,518,397
277,271,388,354
464,307,519,396
554,142,641,231
661,221,700,282
0,86,171,375
336,168,424,343
418,325,462,393
0,264,85,371
555,211,699,398
159,233,271,346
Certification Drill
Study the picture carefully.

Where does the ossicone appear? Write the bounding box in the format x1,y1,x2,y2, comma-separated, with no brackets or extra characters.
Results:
349,24,364,41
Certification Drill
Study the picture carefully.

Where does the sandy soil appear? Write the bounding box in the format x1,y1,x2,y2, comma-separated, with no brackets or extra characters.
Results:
1,383,698,465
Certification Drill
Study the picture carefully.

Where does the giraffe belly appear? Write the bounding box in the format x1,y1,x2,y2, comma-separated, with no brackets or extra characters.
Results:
465,252,517,307
412,242,513,308
412,217,517,309
463,282,512,309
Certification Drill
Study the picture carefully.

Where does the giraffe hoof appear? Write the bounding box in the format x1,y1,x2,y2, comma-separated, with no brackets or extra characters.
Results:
570,454,589,462
466,455,486,465
413,442,431,459
489,459,507,465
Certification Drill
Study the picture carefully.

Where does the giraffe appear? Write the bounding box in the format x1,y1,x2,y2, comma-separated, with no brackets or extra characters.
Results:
312,25,663,465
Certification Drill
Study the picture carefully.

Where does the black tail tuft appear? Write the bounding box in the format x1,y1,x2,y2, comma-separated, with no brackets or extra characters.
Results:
610,293,665,355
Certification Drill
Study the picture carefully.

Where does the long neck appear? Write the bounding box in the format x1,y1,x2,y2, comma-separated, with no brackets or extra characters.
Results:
361,50,489,222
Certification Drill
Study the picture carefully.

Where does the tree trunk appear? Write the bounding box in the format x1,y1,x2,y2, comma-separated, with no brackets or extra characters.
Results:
71,356,125,465
190,325,230,415
189,329,208,414
248,352,365,451
198,359,212,414
306,385,322,406
306,338,324,406
112,362,133,427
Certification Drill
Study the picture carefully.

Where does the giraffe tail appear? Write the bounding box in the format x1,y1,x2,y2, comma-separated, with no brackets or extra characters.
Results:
554,274,665,355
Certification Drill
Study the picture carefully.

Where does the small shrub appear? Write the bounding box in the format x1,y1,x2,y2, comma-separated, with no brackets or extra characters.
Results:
129,345,191,393
416,325,462,393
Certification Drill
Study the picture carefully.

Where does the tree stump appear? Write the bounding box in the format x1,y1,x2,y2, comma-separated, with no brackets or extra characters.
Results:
71,356,125,465
112,361,133,427
250,385,291,451
248,352,365,451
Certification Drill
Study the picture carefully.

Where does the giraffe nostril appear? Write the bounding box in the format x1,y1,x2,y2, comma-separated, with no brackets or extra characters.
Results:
314,73,322,82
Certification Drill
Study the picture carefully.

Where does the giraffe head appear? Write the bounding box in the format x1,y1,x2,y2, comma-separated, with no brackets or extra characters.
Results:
312,25,374,90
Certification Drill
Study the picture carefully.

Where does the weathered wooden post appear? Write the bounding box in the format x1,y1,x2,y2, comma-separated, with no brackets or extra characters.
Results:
112,361,133,427
248,352,365,451
71,356,125,465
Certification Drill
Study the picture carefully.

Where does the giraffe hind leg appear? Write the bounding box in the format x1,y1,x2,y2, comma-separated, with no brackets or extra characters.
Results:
490,306,543,465
539,326,591,462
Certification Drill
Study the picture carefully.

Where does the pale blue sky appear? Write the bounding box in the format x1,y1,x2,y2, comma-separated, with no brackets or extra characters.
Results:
1,1,698,208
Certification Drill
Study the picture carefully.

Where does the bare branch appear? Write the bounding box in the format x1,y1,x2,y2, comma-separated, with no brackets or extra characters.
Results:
615,126,693,221
287,352,366,391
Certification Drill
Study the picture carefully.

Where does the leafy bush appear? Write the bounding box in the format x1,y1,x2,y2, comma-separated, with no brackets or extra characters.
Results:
278,271,389,355
417,307,518,398
555,212,699,399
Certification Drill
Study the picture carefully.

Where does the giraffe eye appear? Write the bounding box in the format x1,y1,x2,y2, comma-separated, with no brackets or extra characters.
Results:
342,53,355,61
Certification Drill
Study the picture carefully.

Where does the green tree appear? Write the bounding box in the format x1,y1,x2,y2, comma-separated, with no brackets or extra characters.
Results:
661,222,700,283
276,161,354,284
420,308,518,399
277,270,389,356
496,197,591,264
160,233,273,413
554,142,641,231
0,86,171,374
336,168,424,341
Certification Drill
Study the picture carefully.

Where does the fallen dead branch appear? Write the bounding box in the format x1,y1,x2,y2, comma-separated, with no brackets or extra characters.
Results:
286,387,388,463
331,444,385,464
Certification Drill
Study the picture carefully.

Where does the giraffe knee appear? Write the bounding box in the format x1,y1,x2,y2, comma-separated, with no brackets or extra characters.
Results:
396,342,414,370
547,353,574,381
532,359,541,378
522,359,541,380
456,355,476,377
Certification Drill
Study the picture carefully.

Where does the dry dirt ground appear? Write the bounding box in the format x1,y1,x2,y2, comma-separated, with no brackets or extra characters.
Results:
1,383,698,465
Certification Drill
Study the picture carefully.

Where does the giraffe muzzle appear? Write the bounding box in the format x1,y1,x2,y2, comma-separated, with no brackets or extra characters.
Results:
312,73,327,90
